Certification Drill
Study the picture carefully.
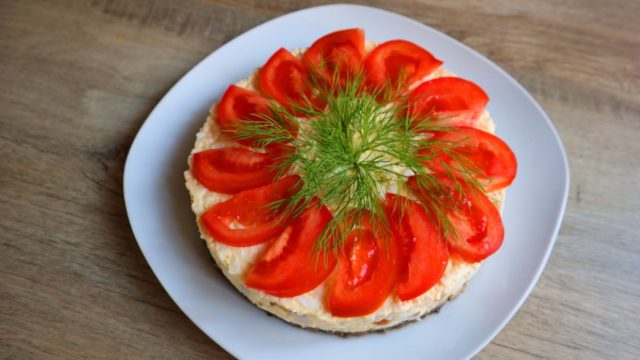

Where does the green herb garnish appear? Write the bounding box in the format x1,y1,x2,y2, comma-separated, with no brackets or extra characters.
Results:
229,70,482,253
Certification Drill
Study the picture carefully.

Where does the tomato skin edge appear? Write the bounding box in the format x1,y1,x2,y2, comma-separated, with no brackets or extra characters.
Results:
259,47,324,113
406,175,505,263
364,39,443,98
385,193,449,302
407,77,489,128
201,214,288,247
302,28,366,87
328,221,398,317
449,189,504,263
216,85,272,147
427,127,517,192
244,205,337,297
192,148,278,194
200,175,301,247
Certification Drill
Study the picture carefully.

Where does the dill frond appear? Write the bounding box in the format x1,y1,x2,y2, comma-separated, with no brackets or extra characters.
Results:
232,68,483,253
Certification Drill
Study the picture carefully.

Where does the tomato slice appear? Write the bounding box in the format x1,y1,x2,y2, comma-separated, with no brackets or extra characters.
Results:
364,40,442,97
328,218,398,317
259,48,324,113
244,205,336,297
427,127,517,192
406,77,489,127
384,193,448,301
192,147,280,194
217,85,272,146
302,29,365,86
407,175,504,262
200,175,300,247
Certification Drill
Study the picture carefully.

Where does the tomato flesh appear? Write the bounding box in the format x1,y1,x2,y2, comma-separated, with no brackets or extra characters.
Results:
329,219,398,317
302,29,365,86
217,85,273,146
407,175,504,262
245,205,336,297
406,77,489,127
428,127,517,192
192,147,280,194
259,48,324,113
200,175,300,247
385,193,449,301
448,188,504,262
365,40,442,97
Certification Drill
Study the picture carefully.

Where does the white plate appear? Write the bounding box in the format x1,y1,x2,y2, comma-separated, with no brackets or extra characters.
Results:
124,4,569,359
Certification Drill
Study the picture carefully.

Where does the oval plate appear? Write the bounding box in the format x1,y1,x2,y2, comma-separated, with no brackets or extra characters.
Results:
124,4,569,359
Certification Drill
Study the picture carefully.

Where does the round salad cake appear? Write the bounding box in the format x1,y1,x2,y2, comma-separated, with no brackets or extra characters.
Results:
184,29,517,334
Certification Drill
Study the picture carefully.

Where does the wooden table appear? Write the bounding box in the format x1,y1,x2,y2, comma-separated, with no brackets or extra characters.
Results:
2,1,638,358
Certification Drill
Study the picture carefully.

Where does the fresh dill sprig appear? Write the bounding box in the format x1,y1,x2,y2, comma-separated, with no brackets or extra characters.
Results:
230,68,483,253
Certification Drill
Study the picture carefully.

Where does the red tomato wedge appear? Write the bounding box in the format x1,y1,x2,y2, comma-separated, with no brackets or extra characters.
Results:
217,85,272,146
364,40,442,96
259,48,324,113
192,147,280,194
302,28,365,86
245,205,336,297
200,175,300,247
427,127,517,192
407,175,504,262
384,193,449,301
406,77,489,127
328,218,398,317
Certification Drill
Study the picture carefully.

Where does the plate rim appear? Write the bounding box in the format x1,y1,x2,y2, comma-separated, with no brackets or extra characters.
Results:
123,3,570,359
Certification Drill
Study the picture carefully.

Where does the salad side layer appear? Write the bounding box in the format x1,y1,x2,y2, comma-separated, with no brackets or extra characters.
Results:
185,29,517,332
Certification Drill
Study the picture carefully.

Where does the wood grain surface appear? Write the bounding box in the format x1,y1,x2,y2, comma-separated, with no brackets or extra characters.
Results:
1,0,639,359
